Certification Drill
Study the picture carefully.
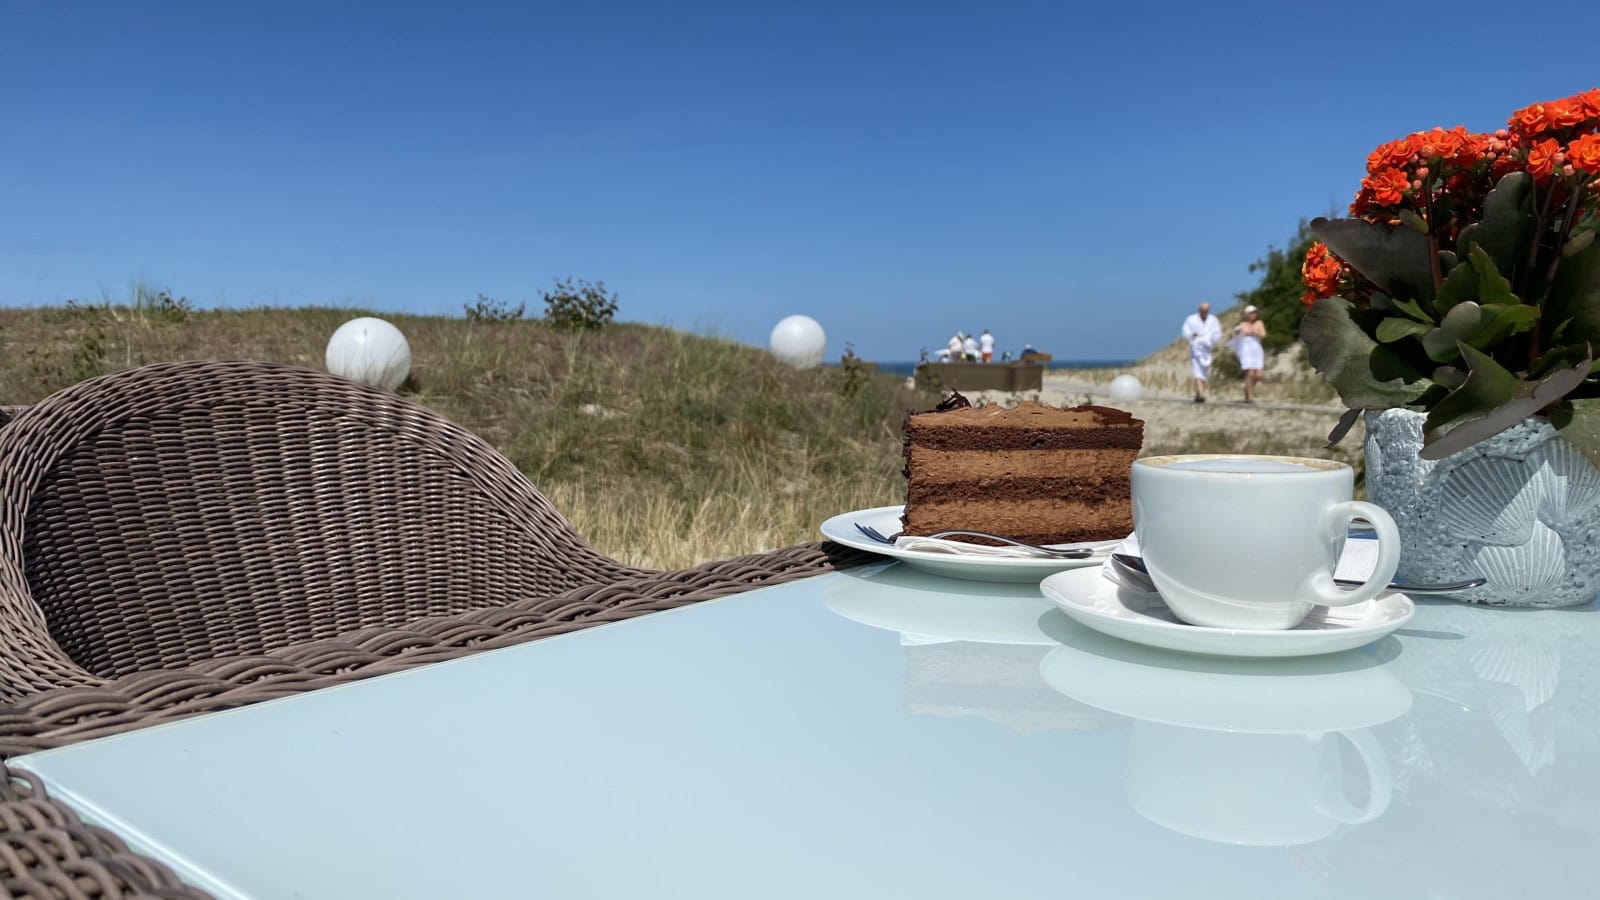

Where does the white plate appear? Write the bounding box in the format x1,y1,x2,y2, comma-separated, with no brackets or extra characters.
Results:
1038,565,1415,658
819,505,1112,583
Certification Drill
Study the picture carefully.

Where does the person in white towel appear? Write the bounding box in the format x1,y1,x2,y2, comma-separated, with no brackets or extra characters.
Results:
1231,305,1267,403
1182,301,1223,403
947,332,963,361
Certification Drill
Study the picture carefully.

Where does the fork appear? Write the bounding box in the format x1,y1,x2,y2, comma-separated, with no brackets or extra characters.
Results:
854,523,1097,559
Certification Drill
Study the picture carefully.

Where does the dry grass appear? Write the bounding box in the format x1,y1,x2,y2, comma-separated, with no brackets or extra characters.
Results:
0,301,1359,567
0,304,928,569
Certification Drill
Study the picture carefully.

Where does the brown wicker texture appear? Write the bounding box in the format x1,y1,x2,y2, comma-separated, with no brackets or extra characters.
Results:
0,764,206,899
0,541,865,757
0,360,871,703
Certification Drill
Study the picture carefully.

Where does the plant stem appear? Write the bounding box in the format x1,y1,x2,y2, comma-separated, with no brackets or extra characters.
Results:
1542,182,1587,290
1424,173,1443,298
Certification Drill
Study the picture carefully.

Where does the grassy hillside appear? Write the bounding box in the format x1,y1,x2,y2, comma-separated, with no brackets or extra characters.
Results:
0,304,932,568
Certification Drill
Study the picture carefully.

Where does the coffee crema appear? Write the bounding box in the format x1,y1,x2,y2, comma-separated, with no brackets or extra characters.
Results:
1160,458,1322,474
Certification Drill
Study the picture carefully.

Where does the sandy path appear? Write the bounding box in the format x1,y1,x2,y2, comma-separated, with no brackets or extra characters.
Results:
956,375,1360,465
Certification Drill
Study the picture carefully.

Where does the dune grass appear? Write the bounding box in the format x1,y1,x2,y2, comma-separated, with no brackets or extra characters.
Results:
0,304,930,569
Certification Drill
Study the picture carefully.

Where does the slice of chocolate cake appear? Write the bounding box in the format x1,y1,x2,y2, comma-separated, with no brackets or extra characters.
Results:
901,393,1144,544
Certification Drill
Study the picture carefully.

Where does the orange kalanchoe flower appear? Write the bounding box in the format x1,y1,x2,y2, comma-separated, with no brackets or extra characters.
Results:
1300,241,1343,306
1366,136,1420,174
1526,138,1562,181
1570,133,1600,175
1580,88,1600,120
1361,167,1411,206
1511,102,1554,138
1551,99,1589,130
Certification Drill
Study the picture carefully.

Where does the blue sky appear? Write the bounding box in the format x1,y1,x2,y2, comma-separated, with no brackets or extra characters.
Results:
2,1,1595,361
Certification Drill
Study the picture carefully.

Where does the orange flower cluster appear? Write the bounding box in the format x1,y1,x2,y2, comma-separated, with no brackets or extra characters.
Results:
1309,89,1600,307
1508,89,1600,140
1350,125,1492,219
1300,241,1342,306
1503,89,1600,183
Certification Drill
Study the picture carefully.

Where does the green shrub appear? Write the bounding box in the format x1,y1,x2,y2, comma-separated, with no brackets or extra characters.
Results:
542,277,618,331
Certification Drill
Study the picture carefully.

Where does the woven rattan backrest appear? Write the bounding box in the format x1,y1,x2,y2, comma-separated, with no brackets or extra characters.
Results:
0,361,642,683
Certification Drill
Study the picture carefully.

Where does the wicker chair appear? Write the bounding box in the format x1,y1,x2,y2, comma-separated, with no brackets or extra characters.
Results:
0,361,864,704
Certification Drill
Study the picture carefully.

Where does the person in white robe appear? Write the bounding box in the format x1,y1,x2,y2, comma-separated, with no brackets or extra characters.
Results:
1229,305,1267,402
1182,302,1223,403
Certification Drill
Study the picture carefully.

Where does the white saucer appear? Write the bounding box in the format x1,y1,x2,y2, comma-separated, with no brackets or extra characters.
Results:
1037,636,1413,733
819,505,1111,583
1038,565,1415,658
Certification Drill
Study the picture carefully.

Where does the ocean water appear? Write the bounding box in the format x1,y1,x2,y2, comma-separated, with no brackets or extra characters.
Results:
866,360,1132,378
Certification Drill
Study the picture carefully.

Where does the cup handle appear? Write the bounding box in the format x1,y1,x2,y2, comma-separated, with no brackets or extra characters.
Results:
1297,500,1401,608
1316,728,1393,825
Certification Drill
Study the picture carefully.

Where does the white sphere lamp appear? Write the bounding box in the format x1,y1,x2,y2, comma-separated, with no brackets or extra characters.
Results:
326,317,412,390
769,315,826,368
1108,374,1143,403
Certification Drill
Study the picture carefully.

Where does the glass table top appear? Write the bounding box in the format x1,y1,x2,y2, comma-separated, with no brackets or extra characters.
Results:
15,562,1599,899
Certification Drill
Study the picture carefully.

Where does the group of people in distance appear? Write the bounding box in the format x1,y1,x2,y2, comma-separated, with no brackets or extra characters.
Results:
1182,302,1266,404
933,329,997,363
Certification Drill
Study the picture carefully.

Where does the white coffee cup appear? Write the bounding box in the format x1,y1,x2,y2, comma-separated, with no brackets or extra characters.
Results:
1127,722,1392,846
1130,454,1401,630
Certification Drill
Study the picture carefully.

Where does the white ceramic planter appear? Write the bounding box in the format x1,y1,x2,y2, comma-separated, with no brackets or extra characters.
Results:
1364,409,1600,608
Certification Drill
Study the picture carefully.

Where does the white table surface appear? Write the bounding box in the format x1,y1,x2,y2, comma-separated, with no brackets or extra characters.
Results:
14,563,1600,899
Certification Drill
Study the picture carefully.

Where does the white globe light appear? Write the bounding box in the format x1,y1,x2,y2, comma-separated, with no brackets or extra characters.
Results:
326,317,412,390
768,315,826,368
1108,374,1143,403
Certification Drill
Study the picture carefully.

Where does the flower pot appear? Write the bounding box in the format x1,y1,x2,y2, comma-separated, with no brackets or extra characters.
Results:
1364,409,1600,608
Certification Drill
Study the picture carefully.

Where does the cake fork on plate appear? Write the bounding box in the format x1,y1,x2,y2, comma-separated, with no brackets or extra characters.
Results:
853,524,1098,559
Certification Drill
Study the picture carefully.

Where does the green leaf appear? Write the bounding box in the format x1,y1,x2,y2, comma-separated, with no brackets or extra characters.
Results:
1473,172,1535,281
1325,407,1364,447
1531,341,1595,378
1432,366,1466,390
1421,347,1591,460
1299,298,1431,409
1425,343,1520,439
1311,217,1436,306
1468,243,1519,305
1549,397,1600,473
1419,301,1536,362
1565,229,1596,258
1548,238,1600,343
1434,258,1478,312
1389,296,1435,323
1375,317,1430,343
1474,304,1538,345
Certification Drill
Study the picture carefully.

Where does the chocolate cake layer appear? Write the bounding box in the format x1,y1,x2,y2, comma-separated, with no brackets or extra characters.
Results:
903,498,1132,542
909,447,1136,482
906,475,1131,505
905,426,1143,452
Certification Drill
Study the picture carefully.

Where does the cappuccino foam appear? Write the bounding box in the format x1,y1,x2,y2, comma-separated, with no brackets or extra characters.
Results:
1162,458,1321,474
